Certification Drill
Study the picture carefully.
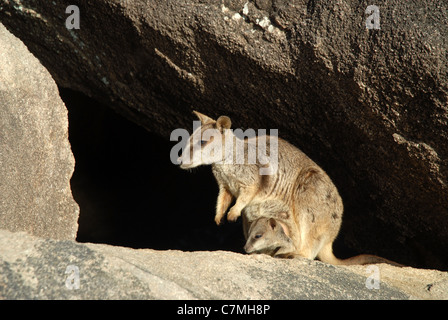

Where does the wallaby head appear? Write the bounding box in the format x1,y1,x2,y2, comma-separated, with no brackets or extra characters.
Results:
178,111,232,169
244,217,293,256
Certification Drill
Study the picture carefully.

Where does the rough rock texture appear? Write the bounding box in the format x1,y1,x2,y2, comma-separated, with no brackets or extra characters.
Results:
0,24,79,239
0,1,447,270
2,228,447,300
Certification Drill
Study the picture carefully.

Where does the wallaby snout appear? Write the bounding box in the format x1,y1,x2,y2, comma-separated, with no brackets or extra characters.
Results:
243,242,254,254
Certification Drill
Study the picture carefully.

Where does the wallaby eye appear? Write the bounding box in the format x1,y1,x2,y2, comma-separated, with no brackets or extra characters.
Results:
254,234,263,239
199,135,214,146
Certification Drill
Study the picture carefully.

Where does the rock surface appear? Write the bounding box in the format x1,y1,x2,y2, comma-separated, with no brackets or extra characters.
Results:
2,228,447,300
0,24,79,239
0,0,446,269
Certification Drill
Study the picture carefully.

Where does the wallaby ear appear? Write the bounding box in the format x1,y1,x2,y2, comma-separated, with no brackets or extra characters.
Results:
278,221,290,237
216,115,231,132
193,110,215,125
268,218,277,230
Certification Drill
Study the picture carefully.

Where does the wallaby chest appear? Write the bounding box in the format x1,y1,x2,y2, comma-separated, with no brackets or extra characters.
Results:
212,163,259,197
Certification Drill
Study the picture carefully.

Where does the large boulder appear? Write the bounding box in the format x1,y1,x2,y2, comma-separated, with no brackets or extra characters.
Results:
0,1,447,269
0,23,79,239
2,228,448,300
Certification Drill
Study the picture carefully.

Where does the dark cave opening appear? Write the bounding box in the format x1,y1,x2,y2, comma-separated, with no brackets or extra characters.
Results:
60,87,373,264
60,88,245,252
58,88,448,271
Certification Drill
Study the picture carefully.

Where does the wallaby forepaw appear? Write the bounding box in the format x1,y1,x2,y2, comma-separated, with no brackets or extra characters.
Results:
215,215,224,225
227,208,241,222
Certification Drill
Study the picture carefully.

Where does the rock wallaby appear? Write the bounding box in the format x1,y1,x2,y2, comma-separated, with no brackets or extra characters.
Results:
178,111,401,266
245,217,404,267
244,217,295,258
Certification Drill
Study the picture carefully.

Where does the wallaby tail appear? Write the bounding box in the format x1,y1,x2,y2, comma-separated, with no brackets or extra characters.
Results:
338,254,405,267
317,243,404,267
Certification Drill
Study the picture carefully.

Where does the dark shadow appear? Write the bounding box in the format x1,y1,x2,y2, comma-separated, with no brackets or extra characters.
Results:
61,88,245,252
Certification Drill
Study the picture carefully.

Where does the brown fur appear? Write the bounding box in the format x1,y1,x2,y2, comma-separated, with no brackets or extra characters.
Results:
244,217,295,258
178,111,403,266
247,217,404,267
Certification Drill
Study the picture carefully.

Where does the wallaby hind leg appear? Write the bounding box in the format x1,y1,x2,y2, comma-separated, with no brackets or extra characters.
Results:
295,235,327,260
316,242,342,265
